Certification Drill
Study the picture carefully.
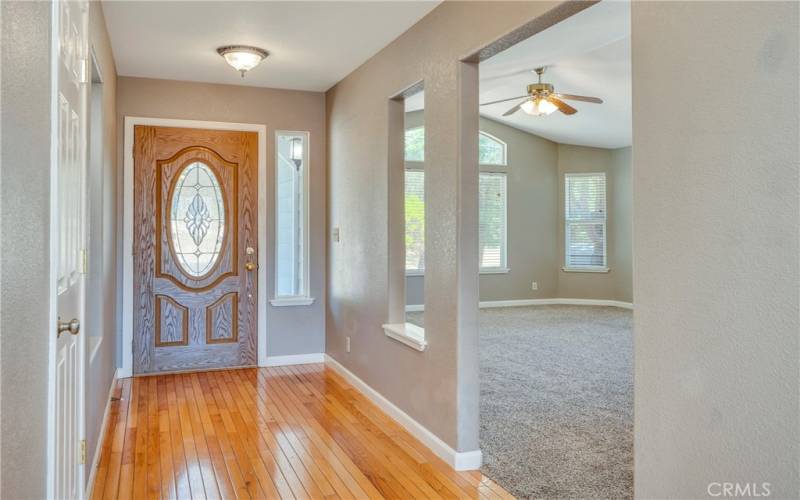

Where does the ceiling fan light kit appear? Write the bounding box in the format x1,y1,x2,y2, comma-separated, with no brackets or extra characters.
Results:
217,45,269,77
481,66,603,117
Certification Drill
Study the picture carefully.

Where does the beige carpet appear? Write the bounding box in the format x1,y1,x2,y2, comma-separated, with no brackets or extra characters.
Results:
407,305,633,499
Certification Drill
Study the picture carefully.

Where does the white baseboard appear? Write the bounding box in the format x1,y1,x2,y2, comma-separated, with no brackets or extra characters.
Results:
406,298,633,312
85,368,119,499
324,354,482,471
264,353,325,367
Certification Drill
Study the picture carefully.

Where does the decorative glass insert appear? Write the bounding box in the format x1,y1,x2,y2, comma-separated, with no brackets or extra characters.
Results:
169,161,226,278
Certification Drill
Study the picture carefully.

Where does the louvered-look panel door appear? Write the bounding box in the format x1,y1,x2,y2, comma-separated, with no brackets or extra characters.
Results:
133,126,258,374
54,0,89,498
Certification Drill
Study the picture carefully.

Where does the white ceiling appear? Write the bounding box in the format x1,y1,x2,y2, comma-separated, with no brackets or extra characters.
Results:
405,1,631,149
102,1,440,92
479,1,631,149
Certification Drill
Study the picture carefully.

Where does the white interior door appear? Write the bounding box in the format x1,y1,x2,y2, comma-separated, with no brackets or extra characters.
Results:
53,0,88,497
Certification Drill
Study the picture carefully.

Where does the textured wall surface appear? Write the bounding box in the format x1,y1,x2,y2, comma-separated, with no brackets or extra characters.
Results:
84,1,119,483
326,1,568,452
0,2,52,497
116,77,327,361
633,2,799,497
557,144,632,302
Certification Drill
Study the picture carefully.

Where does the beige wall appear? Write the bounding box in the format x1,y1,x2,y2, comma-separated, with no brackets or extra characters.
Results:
633,1,798,497
85,0,119,483
116,77,327,361
326,1,580,453
557,144,632,302
1,3,53,497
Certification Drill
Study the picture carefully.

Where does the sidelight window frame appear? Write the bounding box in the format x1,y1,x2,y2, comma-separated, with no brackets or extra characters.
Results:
271,131,314,307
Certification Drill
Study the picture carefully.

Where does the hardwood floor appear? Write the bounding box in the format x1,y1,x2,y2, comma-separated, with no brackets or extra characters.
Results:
90,364,513,499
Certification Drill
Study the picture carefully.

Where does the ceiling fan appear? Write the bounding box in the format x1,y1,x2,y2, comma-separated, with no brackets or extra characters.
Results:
480,67,603,117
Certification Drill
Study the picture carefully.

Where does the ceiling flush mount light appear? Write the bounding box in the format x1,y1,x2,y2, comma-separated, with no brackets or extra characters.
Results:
216,45,269,78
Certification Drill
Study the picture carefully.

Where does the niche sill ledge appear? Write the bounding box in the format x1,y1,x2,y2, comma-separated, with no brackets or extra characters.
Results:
270,297,315,307
382,323,427,352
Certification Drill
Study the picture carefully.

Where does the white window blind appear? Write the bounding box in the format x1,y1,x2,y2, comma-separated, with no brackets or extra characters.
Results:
405,171,508,272
565,173,606,268
479,172,507,270
405,170,425,272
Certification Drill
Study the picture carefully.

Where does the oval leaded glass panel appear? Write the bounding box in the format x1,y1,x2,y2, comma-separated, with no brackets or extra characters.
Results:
169,161,226,278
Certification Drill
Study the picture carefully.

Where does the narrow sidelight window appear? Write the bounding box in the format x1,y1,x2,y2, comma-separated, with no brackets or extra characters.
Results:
275,132,310,298
564,172,607,269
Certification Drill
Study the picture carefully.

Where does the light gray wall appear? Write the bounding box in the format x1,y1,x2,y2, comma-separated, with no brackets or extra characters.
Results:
327,1,576,453
610,147,632,303
406,114,560,305
557,143,632,302
84,1,118,483
633,2,799,498
0,2,52,497
116,77,327,361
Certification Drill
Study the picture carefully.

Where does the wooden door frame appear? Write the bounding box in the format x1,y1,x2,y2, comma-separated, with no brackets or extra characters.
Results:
120,116,268,377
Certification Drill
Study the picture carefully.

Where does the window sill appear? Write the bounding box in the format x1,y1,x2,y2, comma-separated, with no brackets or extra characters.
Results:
480,267,510,275
382,322,427,352
270,297,315,307
562,266,609,273
406,268,510,277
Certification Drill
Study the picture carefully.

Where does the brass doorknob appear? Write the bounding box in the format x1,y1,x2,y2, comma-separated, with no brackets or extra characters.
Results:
244,262,258,271
57,318,81,337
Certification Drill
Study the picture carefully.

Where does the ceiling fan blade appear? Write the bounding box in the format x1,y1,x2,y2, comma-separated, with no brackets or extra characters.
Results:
548,97,577,115
502,99,527,116
480,95,528,107
555,93,603,104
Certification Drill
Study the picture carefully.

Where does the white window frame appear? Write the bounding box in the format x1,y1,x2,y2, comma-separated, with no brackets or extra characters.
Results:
478,170,509,273
271,131,314,306
563,172,609,273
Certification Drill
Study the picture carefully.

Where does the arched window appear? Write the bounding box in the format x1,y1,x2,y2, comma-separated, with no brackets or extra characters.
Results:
403,128,507,165
478,131,507,166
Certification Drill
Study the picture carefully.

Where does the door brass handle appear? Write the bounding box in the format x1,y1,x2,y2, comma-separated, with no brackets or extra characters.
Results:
244,262,258,271
57,318,81,337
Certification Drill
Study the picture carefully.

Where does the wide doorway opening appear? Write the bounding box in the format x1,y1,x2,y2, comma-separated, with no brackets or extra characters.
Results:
474,2,633,497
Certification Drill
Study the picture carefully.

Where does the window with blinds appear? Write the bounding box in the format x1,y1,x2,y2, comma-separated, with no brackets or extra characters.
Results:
479,173,507,270
405,170,425,272
564,173,607,269
404,171,508,272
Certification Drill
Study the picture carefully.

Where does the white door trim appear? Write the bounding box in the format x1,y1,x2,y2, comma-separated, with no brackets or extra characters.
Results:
121,116,268,377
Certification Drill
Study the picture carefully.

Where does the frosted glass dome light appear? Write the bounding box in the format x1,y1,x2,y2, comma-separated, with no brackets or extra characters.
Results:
217,46,269,77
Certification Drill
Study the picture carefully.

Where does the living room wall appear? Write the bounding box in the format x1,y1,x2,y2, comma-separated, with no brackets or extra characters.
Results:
404,113,632,306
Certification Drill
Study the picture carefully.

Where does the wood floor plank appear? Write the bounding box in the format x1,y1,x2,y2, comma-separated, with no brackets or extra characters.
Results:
91,365,514,500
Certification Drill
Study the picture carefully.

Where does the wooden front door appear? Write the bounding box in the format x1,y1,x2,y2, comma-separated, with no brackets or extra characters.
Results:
133,126,258,374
